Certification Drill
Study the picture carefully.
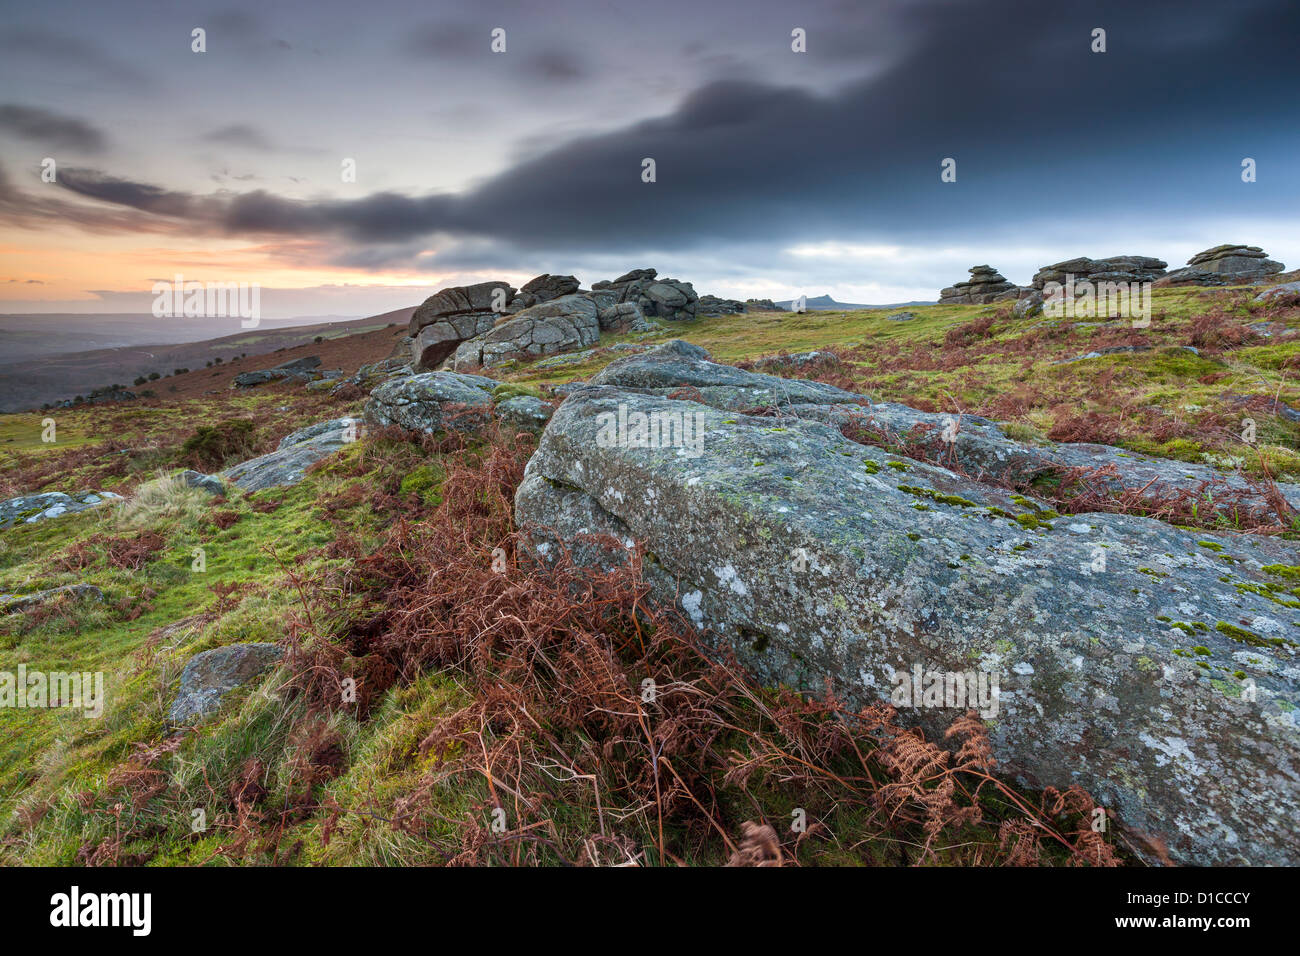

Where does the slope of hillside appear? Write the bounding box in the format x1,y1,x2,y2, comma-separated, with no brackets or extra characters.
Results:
0,308,415,413
1,281,1298,867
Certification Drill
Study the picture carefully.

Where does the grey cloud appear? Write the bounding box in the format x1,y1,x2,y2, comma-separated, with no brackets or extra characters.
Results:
401,21,484,58
0,27,149,88
202,123,275,151
0,105,107,153
526,50,583,83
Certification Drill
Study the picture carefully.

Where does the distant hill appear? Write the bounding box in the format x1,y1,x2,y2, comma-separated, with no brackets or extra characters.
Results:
772,294,933,311
0,307,415,412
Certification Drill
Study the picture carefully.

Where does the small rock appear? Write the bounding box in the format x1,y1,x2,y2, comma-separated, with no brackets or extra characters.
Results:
178,470,226,496
167,643,284,725
0,490,122,530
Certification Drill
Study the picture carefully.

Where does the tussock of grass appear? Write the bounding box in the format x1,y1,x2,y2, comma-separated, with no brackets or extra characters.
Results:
117,473,212,531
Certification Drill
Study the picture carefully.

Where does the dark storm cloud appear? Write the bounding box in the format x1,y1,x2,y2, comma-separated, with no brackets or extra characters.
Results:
0,105,108,153
18,0,1300,258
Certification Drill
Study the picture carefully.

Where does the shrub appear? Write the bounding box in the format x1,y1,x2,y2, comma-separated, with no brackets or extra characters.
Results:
177,419,258,471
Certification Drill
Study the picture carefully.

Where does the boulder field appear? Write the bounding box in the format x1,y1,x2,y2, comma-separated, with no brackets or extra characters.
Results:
514,341,1300,866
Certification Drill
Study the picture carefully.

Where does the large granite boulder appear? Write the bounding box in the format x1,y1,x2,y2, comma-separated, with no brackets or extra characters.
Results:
167,643,283,725
221,417,362,491
598,301,657,333
938,265,1017,304
506,274,581,312
592,268,698,321
450,295,600,371
1156,245,1284,287
364,371,497,433
408,280,516,369
514,342,1300,866
0,490,122,530
1031,256,1168,290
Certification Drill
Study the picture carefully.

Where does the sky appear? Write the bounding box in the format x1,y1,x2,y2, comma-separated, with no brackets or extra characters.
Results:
1,0,1297,318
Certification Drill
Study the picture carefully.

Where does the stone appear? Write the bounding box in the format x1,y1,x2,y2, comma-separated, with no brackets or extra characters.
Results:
1031,256,1168,290
1013,291,1044,319
598,301,653,333
450,295,600,371
364,372,496,434
409,281,515,335
408,281,516,369
178,470,226,496
938,265,1017,304
586,338,865,410
1,583,104,614
884,311,916,322
0,490,122,530
231,369,289,388
592,268,698,321
1156,245,1284,287
751,350,832,371
167,643,284,725
1253,281,1300,304
494,395,554,431
696,295,746,315
221,417,362,491
509,274,580,311
334,358,413,395
745,298,783,311
515,343,1300,866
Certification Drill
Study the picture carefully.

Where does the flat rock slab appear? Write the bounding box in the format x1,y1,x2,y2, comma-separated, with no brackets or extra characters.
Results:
221,417,362,492
515,343,1300,866
1,583,104,613
167,643,284,725
0,490,122,530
